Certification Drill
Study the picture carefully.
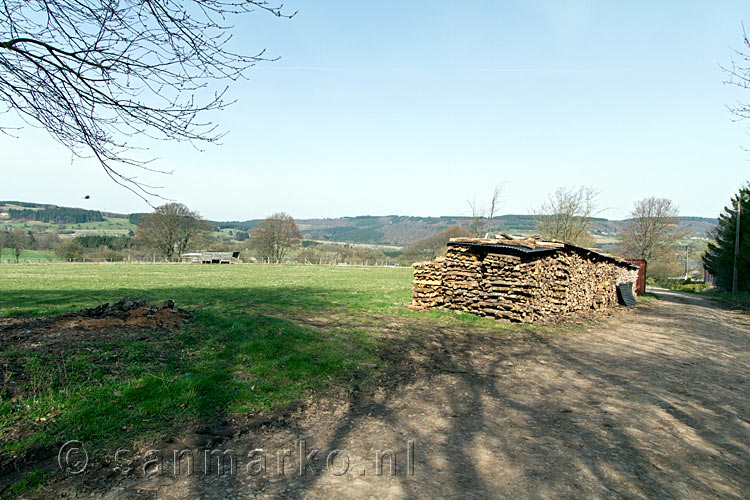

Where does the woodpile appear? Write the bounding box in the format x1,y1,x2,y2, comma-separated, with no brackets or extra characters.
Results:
412,237,640,323
411,258,445,309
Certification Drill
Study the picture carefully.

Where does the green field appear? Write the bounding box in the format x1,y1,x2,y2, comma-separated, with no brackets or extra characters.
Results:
0,263,415,317
0,249,60,263
0,263,520,475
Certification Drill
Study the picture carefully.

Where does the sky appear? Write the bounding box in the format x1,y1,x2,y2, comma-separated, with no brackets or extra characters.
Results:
2,0,750,221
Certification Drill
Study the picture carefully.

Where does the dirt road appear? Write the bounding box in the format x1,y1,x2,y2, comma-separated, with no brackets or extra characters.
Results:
70,290,750,499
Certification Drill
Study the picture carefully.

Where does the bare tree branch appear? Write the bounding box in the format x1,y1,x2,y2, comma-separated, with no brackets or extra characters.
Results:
467,184,504,237
618,197,685,263
534,185,600,247
485,184,503,237
133,202,211,259
249,212,302,263
723,25,750,126
0,0,295,203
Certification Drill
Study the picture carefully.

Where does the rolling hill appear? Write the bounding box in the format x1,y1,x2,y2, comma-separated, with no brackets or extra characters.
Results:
1,201,718,246
218,214,717,246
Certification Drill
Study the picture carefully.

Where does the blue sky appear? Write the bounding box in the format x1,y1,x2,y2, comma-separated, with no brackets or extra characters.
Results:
2,1,749,220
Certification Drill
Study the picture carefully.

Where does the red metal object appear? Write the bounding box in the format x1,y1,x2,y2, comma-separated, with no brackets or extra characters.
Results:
622,258,647,294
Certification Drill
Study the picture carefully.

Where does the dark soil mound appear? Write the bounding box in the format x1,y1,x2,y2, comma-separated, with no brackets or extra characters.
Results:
0,298,192,351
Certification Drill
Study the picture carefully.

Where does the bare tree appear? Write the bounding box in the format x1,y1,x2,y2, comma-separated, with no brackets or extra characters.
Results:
467,184,503,237
250,212,302,263
619,197,684,263
4,228,29,263
0,1,294,200
134,203,211,260
723,26,750,140
467,199,484,238
36,233,61,251
534,185,599,247
0,230,5,262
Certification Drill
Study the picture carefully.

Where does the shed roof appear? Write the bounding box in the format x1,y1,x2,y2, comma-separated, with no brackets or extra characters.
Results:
180,251,240,259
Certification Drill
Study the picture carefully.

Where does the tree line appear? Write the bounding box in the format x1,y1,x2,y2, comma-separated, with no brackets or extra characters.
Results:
8,207,104,224
0,229,133,262
0,195,695,270
73,235,131,251
133,206,306,264
3,186,747,290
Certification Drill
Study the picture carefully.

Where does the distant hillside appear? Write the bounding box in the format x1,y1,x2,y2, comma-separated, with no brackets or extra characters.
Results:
0,201,134,236
0,201,128,222
0,201,109,224
297,215,539,244
674,217,719,239
216,214,718,246
2,201,717,246
213,215,540,244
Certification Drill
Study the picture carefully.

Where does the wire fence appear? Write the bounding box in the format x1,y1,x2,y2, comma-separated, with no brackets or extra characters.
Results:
0,258,405,267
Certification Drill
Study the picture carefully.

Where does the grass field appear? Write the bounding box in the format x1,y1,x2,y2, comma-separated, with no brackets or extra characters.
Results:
0,249,60,263
0,263,417,317
0,263,517,480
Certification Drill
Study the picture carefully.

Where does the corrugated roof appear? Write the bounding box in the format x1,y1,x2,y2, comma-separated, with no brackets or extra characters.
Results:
447,236,639,269
448,241,557,255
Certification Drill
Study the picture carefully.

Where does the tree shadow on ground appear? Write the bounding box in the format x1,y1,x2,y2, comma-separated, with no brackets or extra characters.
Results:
3,286,749,498
255,295,750,499
0,285,390,498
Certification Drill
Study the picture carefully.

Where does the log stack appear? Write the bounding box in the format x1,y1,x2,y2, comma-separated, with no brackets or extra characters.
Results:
411,258,445,309
411,236,639,323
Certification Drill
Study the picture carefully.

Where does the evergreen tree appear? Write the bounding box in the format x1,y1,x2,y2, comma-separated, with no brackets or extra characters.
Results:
703,184,750,291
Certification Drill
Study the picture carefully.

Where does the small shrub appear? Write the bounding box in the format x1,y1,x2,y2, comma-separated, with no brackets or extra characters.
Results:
673,283,709,293
56,239,85,261
89,246,126,262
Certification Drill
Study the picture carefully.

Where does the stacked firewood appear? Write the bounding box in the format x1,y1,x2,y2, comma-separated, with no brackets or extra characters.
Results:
411,237,639,323
411,258,445,309
441,245,484,312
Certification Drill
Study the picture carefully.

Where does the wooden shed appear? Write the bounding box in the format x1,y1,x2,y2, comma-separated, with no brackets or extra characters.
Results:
181,251,241,264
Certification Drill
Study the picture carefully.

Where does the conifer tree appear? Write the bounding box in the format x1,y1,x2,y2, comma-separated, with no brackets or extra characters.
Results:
703,184,750,291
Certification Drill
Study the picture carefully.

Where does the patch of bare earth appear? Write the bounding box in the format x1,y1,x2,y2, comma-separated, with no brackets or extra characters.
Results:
1,299,192,348
15,290,750,499
0,298,192,395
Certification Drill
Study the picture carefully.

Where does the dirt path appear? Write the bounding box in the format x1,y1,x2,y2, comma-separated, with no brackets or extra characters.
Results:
63,290,750,499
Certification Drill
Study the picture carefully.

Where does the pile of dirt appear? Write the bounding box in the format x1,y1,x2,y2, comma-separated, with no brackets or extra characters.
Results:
59,298,191,330
0,298,192,350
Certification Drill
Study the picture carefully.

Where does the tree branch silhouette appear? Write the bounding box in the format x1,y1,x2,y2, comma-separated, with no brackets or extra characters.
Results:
0,0,295,203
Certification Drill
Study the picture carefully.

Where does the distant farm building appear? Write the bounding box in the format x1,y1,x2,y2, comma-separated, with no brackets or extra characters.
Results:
411,236,640,323
181,251,241,264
